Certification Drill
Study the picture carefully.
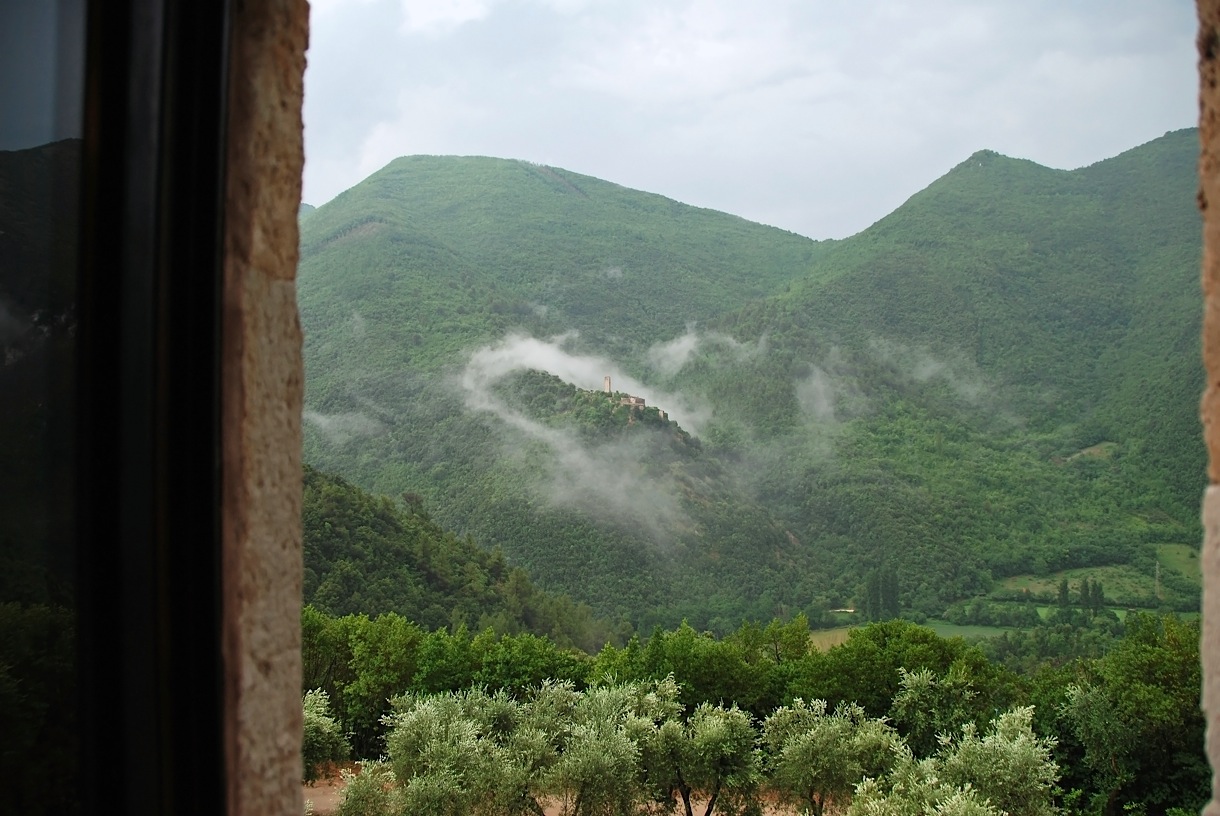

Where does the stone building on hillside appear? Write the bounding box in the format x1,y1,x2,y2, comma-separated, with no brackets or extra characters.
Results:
603,376,667,419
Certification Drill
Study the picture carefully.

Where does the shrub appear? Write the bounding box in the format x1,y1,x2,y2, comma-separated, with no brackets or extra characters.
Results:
303,688,350,783
335,763,396,816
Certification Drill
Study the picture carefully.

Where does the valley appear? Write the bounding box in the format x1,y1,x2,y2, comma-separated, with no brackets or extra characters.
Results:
299,128,1202,632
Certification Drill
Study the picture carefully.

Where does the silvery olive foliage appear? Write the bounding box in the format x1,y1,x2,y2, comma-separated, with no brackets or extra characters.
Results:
847,706,1058,816
636,696,762,816
302,688,351,783
331,680,1058,816
762,699,900,816
334,762,395,816
890,665,979,758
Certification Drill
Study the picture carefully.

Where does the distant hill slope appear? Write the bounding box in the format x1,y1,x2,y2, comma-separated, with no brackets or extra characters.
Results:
299,131,1203,629
303,465,621,651
709,128,1201,507
298,155,825,395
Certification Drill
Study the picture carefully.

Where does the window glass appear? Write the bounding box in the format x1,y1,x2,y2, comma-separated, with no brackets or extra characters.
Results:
0,1,86,812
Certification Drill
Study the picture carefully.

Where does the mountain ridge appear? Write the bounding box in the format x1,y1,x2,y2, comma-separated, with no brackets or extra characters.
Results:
299,128,1203,630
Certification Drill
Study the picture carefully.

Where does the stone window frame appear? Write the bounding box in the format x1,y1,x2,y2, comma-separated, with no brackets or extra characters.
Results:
74,2,305,814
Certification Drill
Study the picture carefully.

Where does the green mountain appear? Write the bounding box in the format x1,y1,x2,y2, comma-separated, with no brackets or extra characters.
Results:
715,131,1199,475
298,155,824,383
678,128,1202,611
302,465,620,650
298,130,1203,630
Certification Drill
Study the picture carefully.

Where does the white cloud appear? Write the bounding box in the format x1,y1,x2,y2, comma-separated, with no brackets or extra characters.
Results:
795,366,837,423
398,0,495,35
308,0,380,19
869,339,992,408
304,410,386,445
351,82,489,181
647,326,701,378
456,332,701,538
460,331,711,431
555,3,809,105
303,0,1196,237
645,325,765,379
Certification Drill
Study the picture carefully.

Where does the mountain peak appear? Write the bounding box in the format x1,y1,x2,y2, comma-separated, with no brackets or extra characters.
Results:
946,148,1057,178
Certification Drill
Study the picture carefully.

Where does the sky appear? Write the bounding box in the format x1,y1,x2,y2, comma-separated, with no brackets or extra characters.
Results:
0,0,85,150
303,0,1197,240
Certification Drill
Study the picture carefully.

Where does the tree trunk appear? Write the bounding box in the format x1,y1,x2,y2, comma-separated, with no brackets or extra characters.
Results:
679,782,694,816
701,778,723,816
804,789,824,816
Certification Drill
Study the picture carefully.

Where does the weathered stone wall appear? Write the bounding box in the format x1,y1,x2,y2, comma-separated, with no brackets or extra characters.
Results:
1201,2,1220,812
221,1,309,814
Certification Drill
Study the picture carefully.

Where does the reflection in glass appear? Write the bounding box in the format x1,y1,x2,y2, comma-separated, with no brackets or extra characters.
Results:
0,1,85,813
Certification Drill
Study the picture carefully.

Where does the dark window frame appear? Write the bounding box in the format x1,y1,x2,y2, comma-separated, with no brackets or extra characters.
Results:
76,2,231,812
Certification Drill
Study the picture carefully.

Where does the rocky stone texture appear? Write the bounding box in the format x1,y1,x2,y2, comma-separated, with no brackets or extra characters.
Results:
221,1,309,815
1201,2,1220,812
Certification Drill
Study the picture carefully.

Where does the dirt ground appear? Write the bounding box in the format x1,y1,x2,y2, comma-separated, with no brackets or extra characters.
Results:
301,775,591,816
302,765,792,815
302,766,349,815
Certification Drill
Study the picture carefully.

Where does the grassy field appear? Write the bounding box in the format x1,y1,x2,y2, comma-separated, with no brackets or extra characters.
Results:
1158,542,1201,582
995,546,1200,607
807,603,1199,654
808,627,854,651
997,564,1151,600
926,623,1014,640
809,622,1014,650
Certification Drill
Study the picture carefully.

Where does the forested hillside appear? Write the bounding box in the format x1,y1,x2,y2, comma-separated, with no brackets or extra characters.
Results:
298,154,824,379
299,129,1202,630
303,466,622,651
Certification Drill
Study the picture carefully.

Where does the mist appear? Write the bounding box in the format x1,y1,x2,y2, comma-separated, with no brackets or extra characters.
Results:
464,331,711,432
869,338,994,408
304,409,386,445
646,325,766,379
458,332,698,540
794,365,837,422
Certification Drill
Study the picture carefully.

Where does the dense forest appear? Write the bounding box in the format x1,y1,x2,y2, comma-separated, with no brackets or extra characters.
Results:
303,601,1206,816
299,463,1206,815
303,465,624,651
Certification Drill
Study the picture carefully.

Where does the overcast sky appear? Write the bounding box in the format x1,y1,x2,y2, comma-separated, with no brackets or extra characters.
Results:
303,0,1196,240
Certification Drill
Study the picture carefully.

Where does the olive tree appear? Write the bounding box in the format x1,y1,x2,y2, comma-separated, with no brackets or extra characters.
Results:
302,688,350,783
540,680,682,816
639,701,762,816
847,706,1058,816
762,699,899,816
849,753,999,816
890,665,978,758
939,707,1058,816
334,762,396,816
383,690,510,816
